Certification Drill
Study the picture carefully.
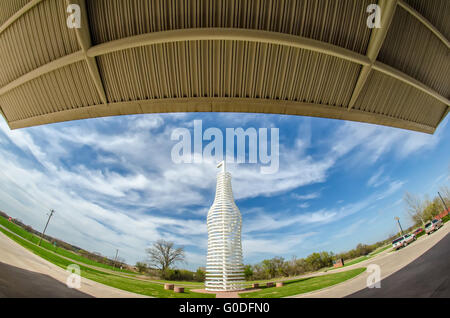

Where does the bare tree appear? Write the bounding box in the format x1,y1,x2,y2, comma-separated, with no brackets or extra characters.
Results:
403,192,425,225
439,185,450,208
146,239,185,271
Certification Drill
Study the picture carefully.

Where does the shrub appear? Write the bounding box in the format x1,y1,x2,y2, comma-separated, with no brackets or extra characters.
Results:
244,265,253,281
161,269,194,281
135,262,148,273
194,268,206,282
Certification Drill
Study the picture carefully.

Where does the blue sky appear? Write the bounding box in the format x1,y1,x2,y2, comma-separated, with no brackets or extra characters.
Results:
0,112,448,270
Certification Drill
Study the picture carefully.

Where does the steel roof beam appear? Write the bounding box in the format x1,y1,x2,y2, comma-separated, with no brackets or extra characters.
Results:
67,0,107,104
348,0,398,110
7,97,436,134
373,61,450,106
0,51,85,96
86,28,372,66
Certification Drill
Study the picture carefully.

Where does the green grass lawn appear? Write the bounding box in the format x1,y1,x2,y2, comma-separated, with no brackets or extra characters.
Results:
325,255,370,272
239,267,366,298
0,227,213,298
369,245,391,256
0,217,133,274
344,256,369,266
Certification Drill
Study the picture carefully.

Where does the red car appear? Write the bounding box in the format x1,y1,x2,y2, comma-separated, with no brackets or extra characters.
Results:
413,228,423,235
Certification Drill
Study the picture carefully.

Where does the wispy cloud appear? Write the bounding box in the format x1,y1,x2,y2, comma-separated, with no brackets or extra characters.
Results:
292,192,321,200
367,166,390,188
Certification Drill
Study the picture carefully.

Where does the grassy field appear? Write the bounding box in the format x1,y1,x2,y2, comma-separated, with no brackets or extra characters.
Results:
0,216,133,274
0,227,213,298
325,255,369,271
343,256,369,267
324,244,391,272
240,267,366,298
369,245,391,256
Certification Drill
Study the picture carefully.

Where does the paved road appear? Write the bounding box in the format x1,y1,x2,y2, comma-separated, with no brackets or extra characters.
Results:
290,222,450,298
348,231,450,298
0,231,148,298
0,261,93,298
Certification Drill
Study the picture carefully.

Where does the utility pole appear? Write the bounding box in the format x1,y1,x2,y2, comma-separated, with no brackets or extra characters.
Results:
38,209,55,246
113,249,119,270
395,216,404,236
438,192,449,214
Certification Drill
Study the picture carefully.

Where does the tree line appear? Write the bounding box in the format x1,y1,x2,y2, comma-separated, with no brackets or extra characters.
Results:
137,239,385,282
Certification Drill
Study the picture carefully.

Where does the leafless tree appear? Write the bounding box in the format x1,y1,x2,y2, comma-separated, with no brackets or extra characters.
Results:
439,185,450,207
146,239,185,271
403,191,425,225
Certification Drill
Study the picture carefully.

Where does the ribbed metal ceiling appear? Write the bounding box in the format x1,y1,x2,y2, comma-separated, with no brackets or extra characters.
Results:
378,7,449,97
87,0,373,53
0,0,448,133
405,0,450,39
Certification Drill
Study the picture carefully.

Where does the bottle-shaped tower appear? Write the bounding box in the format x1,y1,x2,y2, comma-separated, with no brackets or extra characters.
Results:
205,161,244,291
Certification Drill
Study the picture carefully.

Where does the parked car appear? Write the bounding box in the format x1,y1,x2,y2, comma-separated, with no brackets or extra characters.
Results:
403,234,415,245
392,234,416,250
392,236,405,250
425,219,443,235
413,228,423,236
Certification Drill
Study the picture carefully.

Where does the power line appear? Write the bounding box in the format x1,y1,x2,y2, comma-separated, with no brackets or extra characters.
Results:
113,249,119,270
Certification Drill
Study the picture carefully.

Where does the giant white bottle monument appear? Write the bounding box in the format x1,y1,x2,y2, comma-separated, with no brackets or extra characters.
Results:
205,161,244,291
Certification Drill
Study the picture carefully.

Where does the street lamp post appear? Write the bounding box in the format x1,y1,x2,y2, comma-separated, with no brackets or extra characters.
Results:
395,216,404,236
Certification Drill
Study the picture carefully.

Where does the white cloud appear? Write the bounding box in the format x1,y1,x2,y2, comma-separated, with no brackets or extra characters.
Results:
367,166,390,188
292,192,321,200
330,121,444,164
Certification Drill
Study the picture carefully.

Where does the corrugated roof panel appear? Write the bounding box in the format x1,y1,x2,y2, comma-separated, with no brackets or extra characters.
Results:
0,0,80,87
405,0,450,39
97,40,361,107
354,70,447,127
0,61,102,122
0,0,30,26
378,7,450,98
87,0,373,54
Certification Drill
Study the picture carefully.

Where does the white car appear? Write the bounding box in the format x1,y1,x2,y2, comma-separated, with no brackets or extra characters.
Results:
392,236,405,250
425,219,443,234
402,234,415,245
392,234,416,250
